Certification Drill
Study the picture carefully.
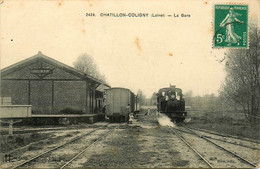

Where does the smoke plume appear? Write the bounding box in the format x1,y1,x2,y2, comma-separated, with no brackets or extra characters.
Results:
157,112,175,127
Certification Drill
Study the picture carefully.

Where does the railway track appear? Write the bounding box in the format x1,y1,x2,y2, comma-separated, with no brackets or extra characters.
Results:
2,122,121,169
59,124,121,169
184,126,257,167
189,126,260,144
170,126,257,168
0,124,107,136
0,126,77,136
175,127,260,151
169,127,213,168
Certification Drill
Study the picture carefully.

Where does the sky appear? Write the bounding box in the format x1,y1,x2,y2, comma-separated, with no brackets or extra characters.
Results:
1,0,259,97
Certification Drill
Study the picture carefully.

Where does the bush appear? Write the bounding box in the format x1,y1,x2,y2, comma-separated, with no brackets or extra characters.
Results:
15,137,24,146
0,133,49,153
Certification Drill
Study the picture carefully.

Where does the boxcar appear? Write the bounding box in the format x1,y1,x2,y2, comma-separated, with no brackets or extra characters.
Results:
105,88,137,122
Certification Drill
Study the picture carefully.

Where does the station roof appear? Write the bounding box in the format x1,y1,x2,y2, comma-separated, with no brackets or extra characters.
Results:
106,87,134,94
1,51,110,87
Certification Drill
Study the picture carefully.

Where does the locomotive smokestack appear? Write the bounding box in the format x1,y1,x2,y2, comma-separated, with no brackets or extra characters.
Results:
170,84,175,88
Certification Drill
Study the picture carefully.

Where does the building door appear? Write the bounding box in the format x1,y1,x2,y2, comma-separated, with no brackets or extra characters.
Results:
30,81,52,114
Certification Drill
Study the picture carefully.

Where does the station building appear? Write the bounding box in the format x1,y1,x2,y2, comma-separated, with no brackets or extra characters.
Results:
0,51,109,115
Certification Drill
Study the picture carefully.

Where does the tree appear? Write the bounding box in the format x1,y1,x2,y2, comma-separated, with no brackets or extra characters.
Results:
184,90,193,108
151,92,157,100
137,89,146,106
150,92,157,105
220,21,259,123
73,53,106,83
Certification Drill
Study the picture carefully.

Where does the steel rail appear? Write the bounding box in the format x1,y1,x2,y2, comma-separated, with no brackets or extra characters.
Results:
184,126,257,168
189,127,260,144
59,124,121,169
175,128,260,150
11,123,110,169
0,126,82,135
169,127,213,168
203,136,260,150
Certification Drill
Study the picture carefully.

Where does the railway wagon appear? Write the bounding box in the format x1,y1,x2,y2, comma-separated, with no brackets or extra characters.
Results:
157,85,187,122
105,88,137,122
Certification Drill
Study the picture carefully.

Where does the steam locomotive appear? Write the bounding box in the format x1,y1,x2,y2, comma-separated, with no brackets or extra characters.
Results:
157,85,187,122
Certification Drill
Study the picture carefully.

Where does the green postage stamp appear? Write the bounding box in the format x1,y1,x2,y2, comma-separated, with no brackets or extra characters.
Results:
214,5,248,48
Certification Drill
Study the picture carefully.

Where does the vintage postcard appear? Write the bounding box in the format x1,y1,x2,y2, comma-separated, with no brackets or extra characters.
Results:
0,0,259,168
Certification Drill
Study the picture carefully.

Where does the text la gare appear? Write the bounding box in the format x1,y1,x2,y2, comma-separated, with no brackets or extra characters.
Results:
174,13,190,17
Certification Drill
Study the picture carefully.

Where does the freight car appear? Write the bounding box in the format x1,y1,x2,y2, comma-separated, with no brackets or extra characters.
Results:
157,85,187,122
105,88,139,122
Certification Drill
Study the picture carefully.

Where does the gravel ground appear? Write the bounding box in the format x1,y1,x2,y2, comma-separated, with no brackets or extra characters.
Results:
67,112,208,168
0,129,86,169
211,138,259,166
68,111,259,168
0,122,109,168
180,131,252,168
26,129,110,168
2,111,258,168
188,128,260,161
